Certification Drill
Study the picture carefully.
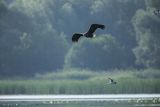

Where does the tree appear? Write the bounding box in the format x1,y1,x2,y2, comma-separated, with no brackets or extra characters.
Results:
65,35,128,70
10,0,146,69
132,8,160,68
0,1,70,76
145,0,160,10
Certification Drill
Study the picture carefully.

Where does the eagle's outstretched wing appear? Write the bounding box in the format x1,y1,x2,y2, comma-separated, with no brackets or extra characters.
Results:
72,33,83,42
87,24,105,34
72,24,105,42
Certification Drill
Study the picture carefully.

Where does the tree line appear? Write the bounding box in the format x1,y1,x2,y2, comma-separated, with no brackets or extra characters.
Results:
0,0,159,76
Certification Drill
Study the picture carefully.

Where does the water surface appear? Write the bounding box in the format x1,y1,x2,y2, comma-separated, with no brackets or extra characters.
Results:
0,94,160,107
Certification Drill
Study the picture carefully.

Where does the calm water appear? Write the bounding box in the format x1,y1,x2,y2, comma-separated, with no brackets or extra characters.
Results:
0,94,160,107
1,101,160,107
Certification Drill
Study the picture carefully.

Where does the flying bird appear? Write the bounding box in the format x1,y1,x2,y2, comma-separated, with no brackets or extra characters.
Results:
72,24,105,42
108,78,117,84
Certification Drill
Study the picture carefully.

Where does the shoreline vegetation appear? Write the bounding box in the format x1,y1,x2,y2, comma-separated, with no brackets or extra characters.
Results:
0,69,160,95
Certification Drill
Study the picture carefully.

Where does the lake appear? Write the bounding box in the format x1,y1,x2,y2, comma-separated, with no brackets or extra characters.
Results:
0,94,160,107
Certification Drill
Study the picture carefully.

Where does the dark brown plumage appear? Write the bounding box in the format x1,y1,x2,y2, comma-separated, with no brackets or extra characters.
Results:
72,24,105,42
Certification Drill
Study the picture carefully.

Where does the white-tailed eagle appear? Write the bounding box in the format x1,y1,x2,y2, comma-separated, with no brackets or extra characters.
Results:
72,24,105,42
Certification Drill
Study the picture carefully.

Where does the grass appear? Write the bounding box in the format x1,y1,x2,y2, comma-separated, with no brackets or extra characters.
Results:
0,69,160,94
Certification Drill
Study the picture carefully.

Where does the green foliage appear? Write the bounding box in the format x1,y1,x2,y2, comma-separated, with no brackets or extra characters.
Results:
35,69,99,80
145,0,160,9
0,69,160,94
134,68,160,79
0,1,70,76
132,9,160,68
1,0,158,77
65,35,129,70
0,0,7,18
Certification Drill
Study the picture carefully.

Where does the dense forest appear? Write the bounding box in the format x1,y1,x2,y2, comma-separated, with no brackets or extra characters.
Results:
0,0,160,77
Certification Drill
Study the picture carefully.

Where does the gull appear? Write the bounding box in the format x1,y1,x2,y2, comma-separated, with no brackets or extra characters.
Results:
108,78,117,84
